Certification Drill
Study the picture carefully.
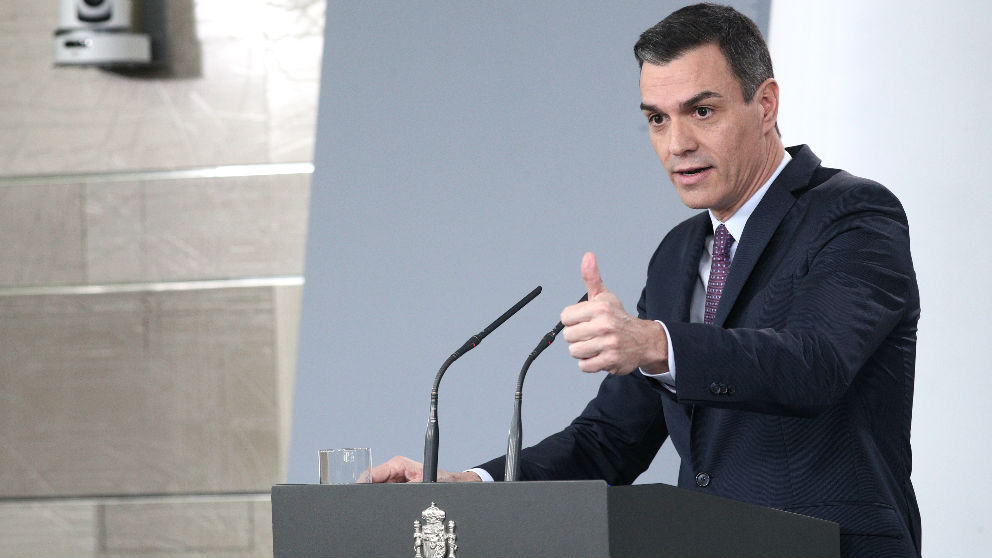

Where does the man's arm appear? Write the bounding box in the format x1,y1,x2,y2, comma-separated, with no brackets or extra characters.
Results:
474,369,670,483
562,183,915,418
667,189,916,416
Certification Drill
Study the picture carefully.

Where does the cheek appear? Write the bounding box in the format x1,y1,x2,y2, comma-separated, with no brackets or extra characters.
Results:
649,134,669,163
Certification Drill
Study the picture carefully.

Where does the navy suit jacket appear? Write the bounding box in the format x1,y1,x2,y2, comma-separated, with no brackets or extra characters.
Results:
479,146,921,557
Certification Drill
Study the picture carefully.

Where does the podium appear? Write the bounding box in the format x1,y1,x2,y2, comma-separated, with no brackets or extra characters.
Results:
272,481,838,557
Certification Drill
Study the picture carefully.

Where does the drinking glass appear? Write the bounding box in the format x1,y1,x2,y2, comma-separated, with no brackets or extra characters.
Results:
319,448,372,484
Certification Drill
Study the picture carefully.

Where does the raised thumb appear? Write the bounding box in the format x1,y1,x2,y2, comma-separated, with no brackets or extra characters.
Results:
581,252,608,299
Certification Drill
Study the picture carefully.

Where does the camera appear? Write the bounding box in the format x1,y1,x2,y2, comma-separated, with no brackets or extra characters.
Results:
54,0,152,66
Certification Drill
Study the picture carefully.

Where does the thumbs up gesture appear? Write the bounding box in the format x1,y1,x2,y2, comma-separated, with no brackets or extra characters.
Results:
560,252,669,376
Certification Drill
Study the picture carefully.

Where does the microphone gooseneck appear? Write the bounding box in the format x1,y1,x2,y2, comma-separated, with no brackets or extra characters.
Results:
505,293,587,481
422,285,542,482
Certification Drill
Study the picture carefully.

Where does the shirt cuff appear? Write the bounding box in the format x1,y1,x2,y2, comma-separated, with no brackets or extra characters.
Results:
467,467,494,482
638,320,676,392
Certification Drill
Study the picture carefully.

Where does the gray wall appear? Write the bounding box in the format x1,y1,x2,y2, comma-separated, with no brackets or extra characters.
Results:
292,1,769,487
0,1,324,556
770,2,992,555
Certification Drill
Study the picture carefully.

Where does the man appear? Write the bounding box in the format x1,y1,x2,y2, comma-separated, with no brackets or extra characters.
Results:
374,4,920,557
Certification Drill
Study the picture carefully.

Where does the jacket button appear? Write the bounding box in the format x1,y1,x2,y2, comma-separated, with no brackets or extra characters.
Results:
695,472,711,487
709,382,720,395
718,384,729,395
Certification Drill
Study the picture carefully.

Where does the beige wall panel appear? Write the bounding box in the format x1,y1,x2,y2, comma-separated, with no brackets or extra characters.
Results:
252,498,275,557
82,180,145,281
102,498,261,555
274,284,303,480
85,173,310,283
0,286,289,497
264,0,326,163
268,34,325,163
0,293,148,497
0,184,86,286
144,287,281,494
0,501,98,558
0,0,324,175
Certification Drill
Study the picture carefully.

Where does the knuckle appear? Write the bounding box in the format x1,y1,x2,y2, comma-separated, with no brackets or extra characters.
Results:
600,335,619,351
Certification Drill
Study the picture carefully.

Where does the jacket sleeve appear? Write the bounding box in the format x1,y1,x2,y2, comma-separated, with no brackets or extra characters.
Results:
476,370,669,484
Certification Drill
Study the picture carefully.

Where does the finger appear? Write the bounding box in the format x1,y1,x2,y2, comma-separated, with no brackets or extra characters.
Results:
372,456,422,483
568,330,620,360
561,322,592,344
578,355,610,374
581,252,608,300
567,337,595,360
578,352,623,375
371,460,396,483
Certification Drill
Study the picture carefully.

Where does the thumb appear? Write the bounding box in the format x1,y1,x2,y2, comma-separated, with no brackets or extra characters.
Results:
581,252,608,299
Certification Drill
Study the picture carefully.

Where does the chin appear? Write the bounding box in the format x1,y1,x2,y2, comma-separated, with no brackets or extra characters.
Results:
674,192,712,211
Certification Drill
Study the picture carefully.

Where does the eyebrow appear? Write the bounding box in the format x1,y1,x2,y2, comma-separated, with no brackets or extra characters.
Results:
640,90,724,114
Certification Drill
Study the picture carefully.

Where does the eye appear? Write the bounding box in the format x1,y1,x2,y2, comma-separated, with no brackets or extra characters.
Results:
694,106,713,119
647,113,666,126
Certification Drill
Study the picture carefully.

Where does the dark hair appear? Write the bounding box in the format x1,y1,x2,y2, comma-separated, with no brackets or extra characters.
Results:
634,3,773,102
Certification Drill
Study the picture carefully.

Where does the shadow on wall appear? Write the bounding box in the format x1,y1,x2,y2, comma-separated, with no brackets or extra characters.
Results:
110,0,202,79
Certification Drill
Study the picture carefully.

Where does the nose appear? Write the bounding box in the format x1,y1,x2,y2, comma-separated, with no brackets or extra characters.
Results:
667,118,697,157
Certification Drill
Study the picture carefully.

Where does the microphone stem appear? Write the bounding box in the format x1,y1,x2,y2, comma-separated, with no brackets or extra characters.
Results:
423,353,456,483
422,286,542,483
505,351,537,482
505,293,586,481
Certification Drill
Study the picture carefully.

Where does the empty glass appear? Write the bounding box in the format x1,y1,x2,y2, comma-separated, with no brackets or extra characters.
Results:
319,448,372,484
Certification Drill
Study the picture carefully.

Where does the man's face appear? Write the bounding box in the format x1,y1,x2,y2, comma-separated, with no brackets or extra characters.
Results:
640,43,773,220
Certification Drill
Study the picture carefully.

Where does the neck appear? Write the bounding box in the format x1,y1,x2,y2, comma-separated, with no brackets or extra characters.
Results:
711,136,785,222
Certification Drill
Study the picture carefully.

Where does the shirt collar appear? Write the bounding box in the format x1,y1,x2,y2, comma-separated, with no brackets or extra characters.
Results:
709,150,791,243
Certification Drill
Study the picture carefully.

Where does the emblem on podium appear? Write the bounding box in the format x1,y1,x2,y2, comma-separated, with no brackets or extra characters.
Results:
413,502,457,558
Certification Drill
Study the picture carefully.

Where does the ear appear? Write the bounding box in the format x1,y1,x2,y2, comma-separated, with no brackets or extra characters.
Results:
754,78,779,135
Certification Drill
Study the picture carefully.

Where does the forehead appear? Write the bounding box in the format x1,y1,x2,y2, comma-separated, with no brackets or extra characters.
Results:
639,43,740,105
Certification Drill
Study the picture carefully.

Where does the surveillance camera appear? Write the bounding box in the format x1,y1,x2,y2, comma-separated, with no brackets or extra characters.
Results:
54,0,152,66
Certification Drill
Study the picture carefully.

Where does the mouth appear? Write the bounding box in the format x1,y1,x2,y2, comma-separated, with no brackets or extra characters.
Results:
675,166,713,176
671,165,714,187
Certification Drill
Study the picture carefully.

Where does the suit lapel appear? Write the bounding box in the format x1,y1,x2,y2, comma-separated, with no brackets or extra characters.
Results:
714,146,821,327
671,213,710,322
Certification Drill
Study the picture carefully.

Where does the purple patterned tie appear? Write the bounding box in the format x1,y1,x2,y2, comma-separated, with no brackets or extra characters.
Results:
704,224,734,325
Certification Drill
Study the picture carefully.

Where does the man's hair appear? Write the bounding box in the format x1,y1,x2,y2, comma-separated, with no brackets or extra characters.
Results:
634,3,773,102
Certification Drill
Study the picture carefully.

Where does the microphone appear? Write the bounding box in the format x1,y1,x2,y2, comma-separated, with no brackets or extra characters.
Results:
505,293,588,481
422,285,542,482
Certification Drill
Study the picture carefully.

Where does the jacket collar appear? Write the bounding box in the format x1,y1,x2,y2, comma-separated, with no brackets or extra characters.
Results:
712,144,822,326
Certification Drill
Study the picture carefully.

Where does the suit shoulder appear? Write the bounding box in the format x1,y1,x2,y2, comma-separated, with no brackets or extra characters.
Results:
804,167,908,223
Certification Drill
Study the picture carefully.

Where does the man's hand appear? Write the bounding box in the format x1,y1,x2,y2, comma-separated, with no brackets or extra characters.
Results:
371,455,482,483
560,252,669,375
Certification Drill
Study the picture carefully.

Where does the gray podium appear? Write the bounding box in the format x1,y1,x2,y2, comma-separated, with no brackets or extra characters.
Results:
272,481,838,557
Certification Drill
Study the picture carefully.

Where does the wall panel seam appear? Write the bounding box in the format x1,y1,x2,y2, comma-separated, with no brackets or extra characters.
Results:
0,163,315,187
0,276,304,296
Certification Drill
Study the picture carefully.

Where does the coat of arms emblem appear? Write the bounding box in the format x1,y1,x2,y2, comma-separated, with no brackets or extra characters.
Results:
413,502,457,558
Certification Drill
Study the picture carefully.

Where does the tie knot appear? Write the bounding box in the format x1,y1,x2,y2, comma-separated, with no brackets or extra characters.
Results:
714,224,734,259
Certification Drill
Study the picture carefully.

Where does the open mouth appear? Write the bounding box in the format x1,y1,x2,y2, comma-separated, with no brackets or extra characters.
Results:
677,166,712,176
